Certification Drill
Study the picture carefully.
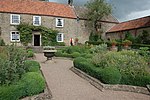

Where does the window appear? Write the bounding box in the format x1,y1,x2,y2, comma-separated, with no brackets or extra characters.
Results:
33,16,41,26
10,31,20,42
10,14,20,25
56,18,64,27
57,33,64,42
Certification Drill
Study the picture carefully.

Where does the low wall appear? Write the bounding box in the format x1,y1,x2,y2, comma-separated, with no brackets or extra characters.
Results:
70,67,150,95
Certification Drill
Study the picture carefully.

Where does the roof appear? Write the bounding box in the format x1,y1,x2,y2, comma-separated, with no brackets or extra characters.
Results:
107,16,150,33
0,0,76,19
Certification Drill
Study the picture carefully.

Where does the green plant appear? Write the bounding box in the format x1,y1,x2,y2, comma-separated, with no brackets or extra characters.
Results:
17,23,58,46
27,49,34,58
0,83,24,100
0,46,27,85
0,72,45,100
135,30,150,44
24,60,40,72
90,44,108,53
72,52,80,58
137,47,150,62
123,40,132,46
21,72,45,96
0,38,5,46
124,31,135,43
101,67,121,84
110,40,117,46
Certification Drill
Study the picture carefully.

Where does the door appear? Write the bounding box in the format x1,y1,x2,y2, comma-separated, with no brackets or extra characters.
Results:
34,35,40,46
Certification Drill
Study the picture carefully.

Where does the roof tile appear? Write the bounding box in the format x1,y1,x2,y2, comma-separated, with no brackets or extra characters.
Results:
107,16,150,33
0,0,76,18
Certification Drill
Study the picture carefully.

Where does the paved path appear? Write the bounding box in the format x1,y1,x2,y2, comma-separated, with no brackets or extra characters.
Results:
35,54,150,100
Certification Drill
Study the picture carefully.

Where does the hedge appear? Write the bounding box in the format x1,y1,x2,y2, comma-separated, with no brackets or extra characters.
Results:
0,61,45,100
100,67,121,84
0,72,45,100
24,60,40,72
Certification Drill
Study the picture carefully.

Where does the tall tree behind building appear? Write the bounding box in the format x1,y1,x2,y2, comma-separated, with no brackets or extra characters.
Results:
85,0,112,35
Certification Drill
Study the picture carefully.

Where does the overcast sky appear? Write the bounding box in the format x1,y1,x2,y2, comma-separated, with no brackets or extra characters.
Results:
48,0,150,22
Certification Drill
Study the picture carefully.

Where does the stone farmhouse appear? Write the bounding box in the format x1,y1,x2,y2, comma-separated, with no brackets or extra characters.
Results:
0,0,118,46
106,16,150,40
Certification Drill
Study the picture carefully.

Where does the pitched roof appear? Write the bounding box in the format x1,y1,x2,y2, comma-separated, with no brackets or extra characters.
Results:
0,0,76,19
107,16,150,33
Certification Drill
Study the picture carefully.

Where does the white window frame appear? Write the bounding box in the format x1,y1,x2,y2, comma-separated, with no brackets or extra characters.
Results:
10,31,20,42
10,14,20,25
56,18,64,27
33,16,41,26
57,33,64,42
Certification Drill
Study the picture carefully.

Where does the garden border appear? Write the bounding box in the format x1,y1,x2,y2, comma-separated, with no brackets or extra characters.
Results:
70,67,150,95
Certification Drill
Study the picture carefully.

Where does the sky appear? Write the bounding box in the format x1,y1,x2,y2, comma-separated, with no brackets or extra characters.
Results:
48,0,150,22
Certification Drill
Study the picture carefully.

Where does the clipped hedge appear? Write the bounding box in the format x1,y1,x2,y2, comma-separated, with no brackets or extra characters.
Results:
101,67,121,84
0,72,45,100
21,72,45,96
24,60,40,72
73,57,103,81
131,44,150,49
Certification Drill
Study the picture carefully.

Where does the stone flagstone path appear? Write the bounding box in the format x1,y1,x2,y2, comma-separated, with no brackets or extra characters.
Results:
35,53,150,100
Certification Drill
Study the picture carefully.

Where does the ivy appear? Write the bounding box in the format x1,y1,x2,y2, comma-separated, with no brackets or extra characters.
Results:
17,23,58,46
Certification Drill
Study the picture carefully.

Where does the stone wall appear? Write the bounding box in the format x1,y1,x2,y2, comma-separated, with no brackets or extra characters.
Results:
71,67,150,95
106,27,150,40
0,12,118,46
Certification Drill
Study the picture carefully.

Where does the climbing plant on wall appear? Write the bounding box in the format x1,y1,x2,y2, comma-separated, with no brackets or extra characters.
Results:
17,23,58,46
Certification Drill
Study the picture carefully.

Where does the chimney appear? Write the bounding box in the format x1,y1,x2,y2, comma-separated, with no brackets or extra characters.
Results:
68,0,73,6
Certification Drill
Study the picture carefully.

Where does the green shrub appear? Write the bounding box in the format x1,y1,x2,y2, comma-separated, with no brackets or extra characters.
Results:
90,44,108,54
24,60,40,72
74,57,103,80
101,67,121,84
72,52,80,58
0,46,27,85
0,38,5,46
27,49,34,58
73,57,87,67
121,74,150,87
0,83,24,100
0,72,45,100
55,50,64,57
21,72,45,96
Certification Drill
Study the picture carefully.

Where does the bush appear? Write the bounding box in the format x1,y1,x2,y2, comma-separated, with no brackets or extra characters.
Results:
0,72,45,100
26,49,34,58
90,44,108,54
101,67,121,84
0,46,27,85
55,50,64,57
21,72,45,96
74,57,103,81
0,83,24,100
0,38,5,46
92,50,149,86
24,60,40,72
72,52,80,58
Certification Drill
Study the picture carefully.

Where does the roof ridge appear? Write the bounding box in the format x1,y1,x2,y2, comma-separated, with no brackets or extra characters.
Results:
120,15,150,24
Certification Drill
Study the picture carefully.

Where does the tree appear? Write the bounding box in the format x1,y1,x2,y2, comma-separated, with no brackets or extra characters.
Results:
85,0,112,35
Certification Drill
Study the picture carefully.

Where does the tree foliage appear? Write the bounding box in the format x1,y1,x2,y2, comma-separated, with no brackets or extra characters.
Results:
85,0,112,34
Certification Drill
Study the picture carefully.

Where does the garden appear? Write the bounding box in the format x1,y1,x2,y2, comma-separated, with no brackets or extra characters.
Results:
55,34,150,87
0,44,45,100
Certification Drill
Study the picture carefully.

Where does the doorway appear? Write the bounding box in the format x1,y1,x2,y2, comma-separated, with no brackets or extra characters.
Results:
34,35,40,46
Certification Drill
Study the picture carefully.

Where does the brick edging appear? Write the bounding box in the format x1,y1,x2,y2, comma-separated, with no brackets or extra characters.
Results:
70,67,150,95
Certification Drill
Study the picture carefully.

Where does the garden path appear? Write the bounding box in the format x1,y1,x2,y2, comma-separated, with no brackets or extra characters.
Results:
35,53,150,100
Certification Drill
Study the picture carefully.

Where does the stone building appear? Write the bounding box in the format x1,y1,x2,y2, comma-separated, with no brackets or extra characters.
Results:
106,16,150,40
0,0,118,46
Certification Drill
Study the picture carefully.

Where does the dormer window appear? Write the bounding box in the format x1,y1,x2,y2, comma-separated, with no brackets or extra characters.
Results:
56,18,64,27
10,14,20,25
33,16,41,26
